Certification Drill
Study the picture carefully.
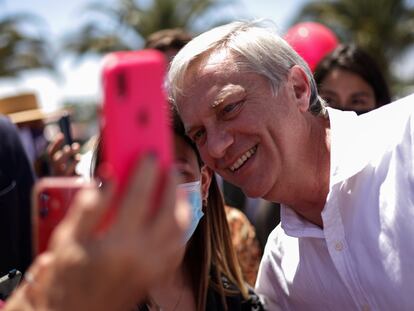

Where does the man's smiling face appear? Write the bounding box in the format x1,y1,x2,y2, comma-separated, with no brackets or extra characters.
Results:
176,49,311,199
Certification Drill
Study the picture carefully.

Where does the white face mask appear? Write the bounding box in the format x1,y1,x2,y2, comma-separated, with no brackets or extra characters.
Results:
177,180,203,244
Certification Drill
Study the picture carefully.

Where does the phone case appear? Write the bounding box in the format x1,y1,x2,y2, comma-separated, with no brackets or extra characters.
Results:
32,177,87,255
101,49,172,196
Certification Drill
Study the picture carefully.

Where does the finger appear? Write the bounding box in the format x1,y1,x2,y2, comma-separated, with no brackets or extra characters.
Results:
52,150,66,168
152,171,178,224
47,189,97,245
64,144,81,161
71,142,81,154
56,145,76,161
21,253,55,303
65,157,80,176
62,145,75,162
47,133,64,157
53,146,76,175
112,155,160,233
68,143,81,167
60,145,81,176
143,195,190,279
23,253,53,286
149,172,189,244
63,184,114,240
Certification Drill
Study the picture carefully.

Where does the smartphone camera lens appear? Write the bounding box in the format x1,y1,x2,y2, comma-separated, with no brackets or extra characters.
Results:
117,71,127,98
136,108,149,126
39,192,49,218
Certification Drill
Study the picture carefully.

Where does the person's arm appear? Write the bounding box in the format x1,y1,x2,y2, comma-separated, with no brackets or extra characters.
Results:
254,227,285,311
4,155,189,311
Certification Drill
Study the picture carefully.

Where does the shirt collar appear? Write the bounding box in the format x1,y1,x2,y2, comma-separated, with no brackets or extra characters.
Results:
327,107,374,186
280,204,324,238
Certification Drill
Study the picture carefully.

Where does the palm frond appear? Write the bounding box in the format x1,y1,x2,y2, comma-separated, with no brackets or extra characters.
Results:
62,0,237,57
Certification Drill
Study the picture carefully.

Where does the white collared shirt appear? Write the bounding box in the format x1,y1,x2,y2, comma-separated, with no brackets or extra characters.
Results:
255,94,414,311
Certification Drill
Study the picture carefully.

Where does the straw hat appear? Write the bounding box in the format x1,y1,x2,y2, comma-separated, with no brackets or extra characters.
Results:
0,93,61,124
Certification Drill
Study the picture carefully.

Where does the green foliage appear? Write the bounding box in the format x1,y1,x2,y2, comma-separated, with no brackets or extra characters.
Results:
63,0,235,57
0,13,54,77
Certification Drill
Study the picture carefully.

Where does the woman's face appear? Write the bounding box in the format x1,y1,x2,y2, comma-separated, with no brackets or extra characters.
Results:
174,135,201,183
319,68,376,114
174,135,212,200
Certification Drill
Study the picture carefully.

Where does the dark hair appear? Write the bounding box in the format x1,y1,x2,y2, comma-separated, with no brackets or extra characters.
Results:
171,108,202,166
314,44,391,108
145,28,192,52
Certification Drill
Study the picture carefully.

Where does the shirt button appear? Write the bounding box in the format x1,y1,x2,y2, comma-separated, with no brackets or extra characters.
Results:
335,241,344,251
362,304,370,311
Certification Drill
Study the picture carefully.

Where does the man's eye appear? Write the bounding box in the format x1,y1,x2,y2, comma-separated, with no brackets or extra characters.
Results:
193,129,206,143
221,101,243,118
223,103,237,113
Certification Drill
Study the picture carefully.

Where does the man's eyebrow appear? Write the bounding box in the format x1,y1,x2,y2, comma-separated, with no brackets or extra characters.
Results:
211,84,246,109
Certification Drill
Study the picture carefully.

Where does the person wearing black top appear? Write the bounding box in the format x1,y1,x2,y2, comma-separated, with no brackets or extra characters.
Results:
0,115,34,276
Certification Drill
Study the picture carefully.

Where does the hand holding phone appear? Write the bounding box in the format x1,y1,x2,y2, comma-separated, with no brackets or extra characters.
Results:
47,112,80,176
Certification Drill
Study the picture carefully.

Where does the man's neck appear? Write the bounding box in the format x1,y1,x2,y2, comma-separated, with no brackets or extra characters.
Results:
269,115,331,228
294,116,331,228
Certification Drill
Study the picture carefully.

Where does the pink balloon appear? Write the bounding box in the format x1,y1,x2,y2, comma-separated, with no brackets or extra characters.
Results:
284,22,339,71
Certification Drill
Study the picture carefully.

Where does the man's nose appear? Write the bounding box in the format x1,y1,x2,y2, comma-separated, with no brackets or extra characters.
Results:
206,127,233,159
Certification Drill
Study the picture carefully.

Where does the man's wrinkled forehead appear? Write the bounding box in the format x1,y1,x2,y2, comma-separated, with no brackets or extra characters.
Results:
178,49,239,102
174,49,238,127
188,49,238,81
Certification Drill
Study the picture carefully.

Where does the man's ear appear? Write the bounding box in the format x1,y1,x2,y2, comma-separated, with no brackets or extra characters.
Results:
289,65,311,112
200,165,213,203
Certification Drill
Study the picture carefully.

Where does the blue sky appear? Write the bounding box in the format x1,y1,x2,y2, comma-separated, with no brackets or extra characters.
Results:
0,0,307,111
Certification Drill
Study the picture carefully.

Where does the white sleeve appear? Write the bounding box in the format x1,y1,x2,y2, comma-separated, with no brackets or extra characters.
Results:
255,228,284,311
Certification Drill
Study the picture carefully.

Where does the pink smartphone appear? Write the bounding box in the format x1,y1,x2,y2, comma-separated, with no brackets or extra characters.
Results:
101,49,172,210
32,177,89,255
